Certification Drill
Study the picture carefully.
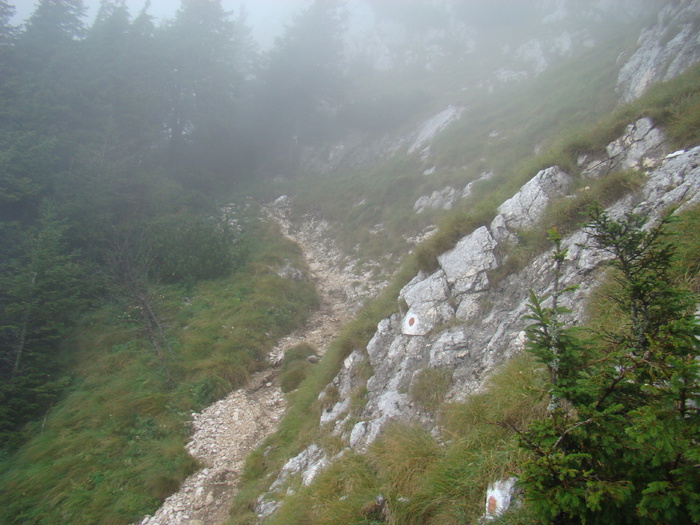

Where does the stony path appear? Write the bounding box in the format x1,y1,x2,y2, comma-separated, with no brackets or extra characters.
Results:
265,199,386,362
139,371,285,525
137,201,381,525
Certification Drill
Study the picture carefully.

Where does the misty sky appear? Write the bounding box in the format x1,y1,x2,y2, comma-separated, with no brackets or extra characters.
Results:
12,0,311,47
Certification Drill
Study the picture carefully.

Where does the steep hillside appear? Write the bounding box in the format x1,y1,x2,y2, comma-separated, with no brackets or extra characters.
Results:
249,0,700,309
249,122,699,524
225,2,700,524
1,2,698,525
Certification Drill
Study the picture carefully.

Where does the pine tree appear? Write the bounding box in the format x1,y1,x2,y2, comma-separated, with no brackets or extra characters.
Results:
161,0,241,182
252,0,346,171
519,207,700,524
0,204,90,446
0,0,16,49
18,0,86,65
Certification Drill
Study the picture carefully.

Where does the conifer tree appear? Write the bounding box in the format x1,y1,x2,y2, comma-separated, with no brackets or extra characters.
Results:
0,205,90,446
18,0,86,65
161,0,240,183
519,207,700,524
252,0,346,171
0,0,15,49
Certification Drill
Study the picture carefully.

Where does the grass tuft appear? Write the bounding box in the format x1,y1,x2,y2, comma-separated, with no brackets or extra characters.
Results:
410,367,453,412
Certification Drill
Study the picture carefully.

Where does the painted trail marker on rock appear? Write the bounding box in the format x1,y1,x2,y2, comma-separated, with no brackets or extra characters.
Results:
483,477,518,520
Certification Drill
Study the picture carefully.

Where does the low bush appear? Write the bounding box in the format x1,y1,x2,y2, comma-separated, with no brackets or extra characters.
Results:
282,343,317,369
280,343,319,393
147,213,241,285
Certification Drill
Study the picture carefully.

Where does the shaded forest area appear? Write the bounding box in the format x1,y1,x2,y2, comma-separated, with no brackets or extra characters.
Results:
0,0,344,448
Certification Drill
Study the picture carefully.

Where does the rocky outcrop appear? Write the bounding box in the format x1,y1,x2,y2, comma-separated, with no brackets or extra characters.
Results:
579,117,667,177
438,226,499,297
413,172,494,214
300,104,464,175
605,117,667,170
408,105,463,158
413,186,461,213
256,123,700,518
617,0,700,102
490,166,573,243
400,270,453,336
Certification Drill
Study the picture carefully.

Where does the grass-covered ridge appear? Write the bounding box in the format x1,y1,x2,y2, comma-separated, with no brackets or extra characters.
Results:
0,216,318,525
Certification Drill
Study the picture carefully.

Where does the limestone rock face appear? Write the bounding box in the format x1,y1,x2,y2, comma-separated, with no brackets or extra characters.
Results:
399,270,454,336
270,443,329,491
319,350,362,426
438,226,499,296
414,173,494,214
617,0,700,103
490,166,573,243
580,117,668,178
413,187,460,213
357,333,430,448
605,117,666,171
515,38,548,75
257,443,331,520
638,145,700,215
408,106,464,158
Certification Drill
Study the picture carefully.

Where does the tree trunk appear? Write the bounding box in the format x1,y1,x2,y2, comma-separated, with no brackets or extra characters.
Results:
11,271,36,379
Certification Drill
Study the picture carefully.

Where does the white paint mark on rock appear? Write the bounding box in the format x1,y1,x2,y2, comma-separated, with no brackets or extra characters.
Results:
483,477,518,520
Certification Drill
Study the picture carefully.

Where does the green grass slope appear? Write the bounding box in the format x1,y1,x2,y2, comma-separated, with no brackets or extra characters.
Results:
0,217,318,524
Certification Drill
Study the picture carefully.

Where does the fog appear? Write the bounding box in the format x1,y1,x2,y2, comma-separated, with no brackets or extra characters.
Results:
0,1,679,521
3,0,661,179
10,0,658,52
13,0,310,47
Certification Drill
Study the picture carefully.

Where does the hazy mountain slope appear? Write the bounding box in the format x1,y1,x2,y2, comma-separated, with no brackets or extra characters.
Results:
263,0,694,294
226,2,700,523
1,2,698,524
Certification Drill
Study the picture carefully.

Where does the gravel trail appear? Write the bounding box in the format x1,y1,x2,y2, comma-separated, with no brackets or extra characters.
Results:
138,202,380,525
